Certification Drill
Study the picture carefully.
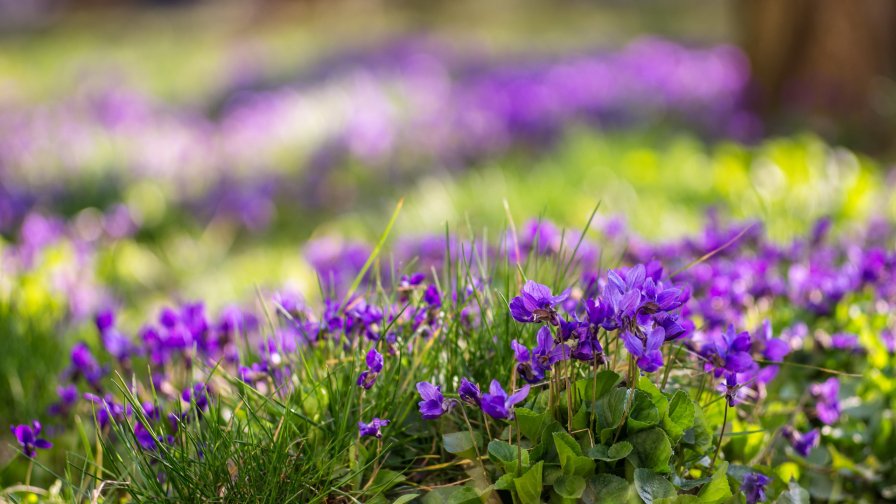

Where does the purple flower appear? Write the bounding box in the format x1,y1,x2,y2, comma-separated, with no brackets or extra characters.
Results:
512,338,543,383
480,380,530,420
511,326,570,383
182,383,210,412
722,372,748,406
701,325,756,377
784,427,819,457
134,422,159,451
358,417,390,438
621,326,665,373
70,342,106,387
95,308,116,333
357,347,384,389
810,378,841,425
742,472,771,504
828,332,861,352
417,381,452,419
423,284,442,308
49,384,79,416
531,326,570,373
754,320,789,362
458,378,482,406
84,393,131,429
11,421,52,458
561,319,604,362
509,280,569,326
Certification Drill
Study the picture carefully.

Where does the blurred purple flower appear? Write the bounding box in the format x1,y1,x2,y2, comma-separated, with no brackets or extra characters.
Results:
11,421,52,458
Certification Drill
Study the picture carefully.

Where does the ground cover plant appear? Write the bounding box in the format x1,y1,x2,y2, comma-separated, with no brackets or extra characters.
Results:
2,9,896,502
2,202,895,502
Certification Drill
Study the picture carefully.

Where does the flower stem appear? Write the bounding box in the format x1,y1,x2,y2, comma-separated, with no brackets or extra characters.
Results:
613,356,637,444
710,401,729,469
514,415,523,476
566,360,574,432
460,405,488,481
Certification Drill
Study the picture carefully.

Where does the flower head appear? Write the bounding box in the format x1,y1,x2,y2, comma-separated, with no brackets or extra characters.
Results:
416,381,452,419
11,421,52,458
701,325,756,377
810,378,841,425
458,378,482,406
621,326,665,373
742,472,771,504
784,427,819,457
358,418,390,438
509,280,569,326
357,347,384,390
480,380,530,420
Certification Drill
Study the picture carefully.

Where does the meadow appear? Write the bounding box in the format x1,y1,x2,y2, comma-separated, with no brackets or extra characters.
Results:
1,7,895,503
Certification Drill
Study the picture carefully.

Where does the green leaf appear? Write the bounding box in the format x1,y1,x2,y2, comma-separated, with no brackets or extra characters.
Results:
516,407,558,442
571,404,590,430
554,430,584,471
494,473,515,490
488,439,515,462
595,387,628,442
368,469,406,494
514,460,544,504
662,390,696,443
775,480,810,504
447,486,483,504
588,440,633,461
628,428,673,473
634,469,676,504
392,495,420,504
569,455,596,476
638,376,669,419
488,439,529,474
555,475,587,499
583,370,622,401
656,496,701,504
697,462,731,503
627,389,660,433
443,431,481,458
585,474,634,503
684,401,712,451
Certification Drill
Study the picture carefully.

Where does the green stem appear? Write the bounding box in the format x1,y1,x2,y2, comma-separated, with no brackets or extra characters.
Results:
566,360,574,432
514,415,523,477
460,405,488,481
710,401,729,469
613,356,637,444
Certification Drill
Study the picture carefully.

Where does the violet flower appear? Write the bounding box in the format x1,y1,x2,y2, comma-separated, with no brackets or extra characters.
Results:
784,427,820,457
357,347,384,389
458,378,482,406
810,378,841,425
480,380,530,420
11,421,52,458
531,325,570,374
621,326,665,373
509,280,569,326
742,472,771,504
416,382,453,419
358,417,390,438
701,324,756,377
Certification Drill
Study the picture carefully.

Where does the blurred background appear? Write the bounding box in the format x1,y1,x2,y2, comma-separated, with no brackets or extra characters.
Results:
1,0,895,309
2,0,896,487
